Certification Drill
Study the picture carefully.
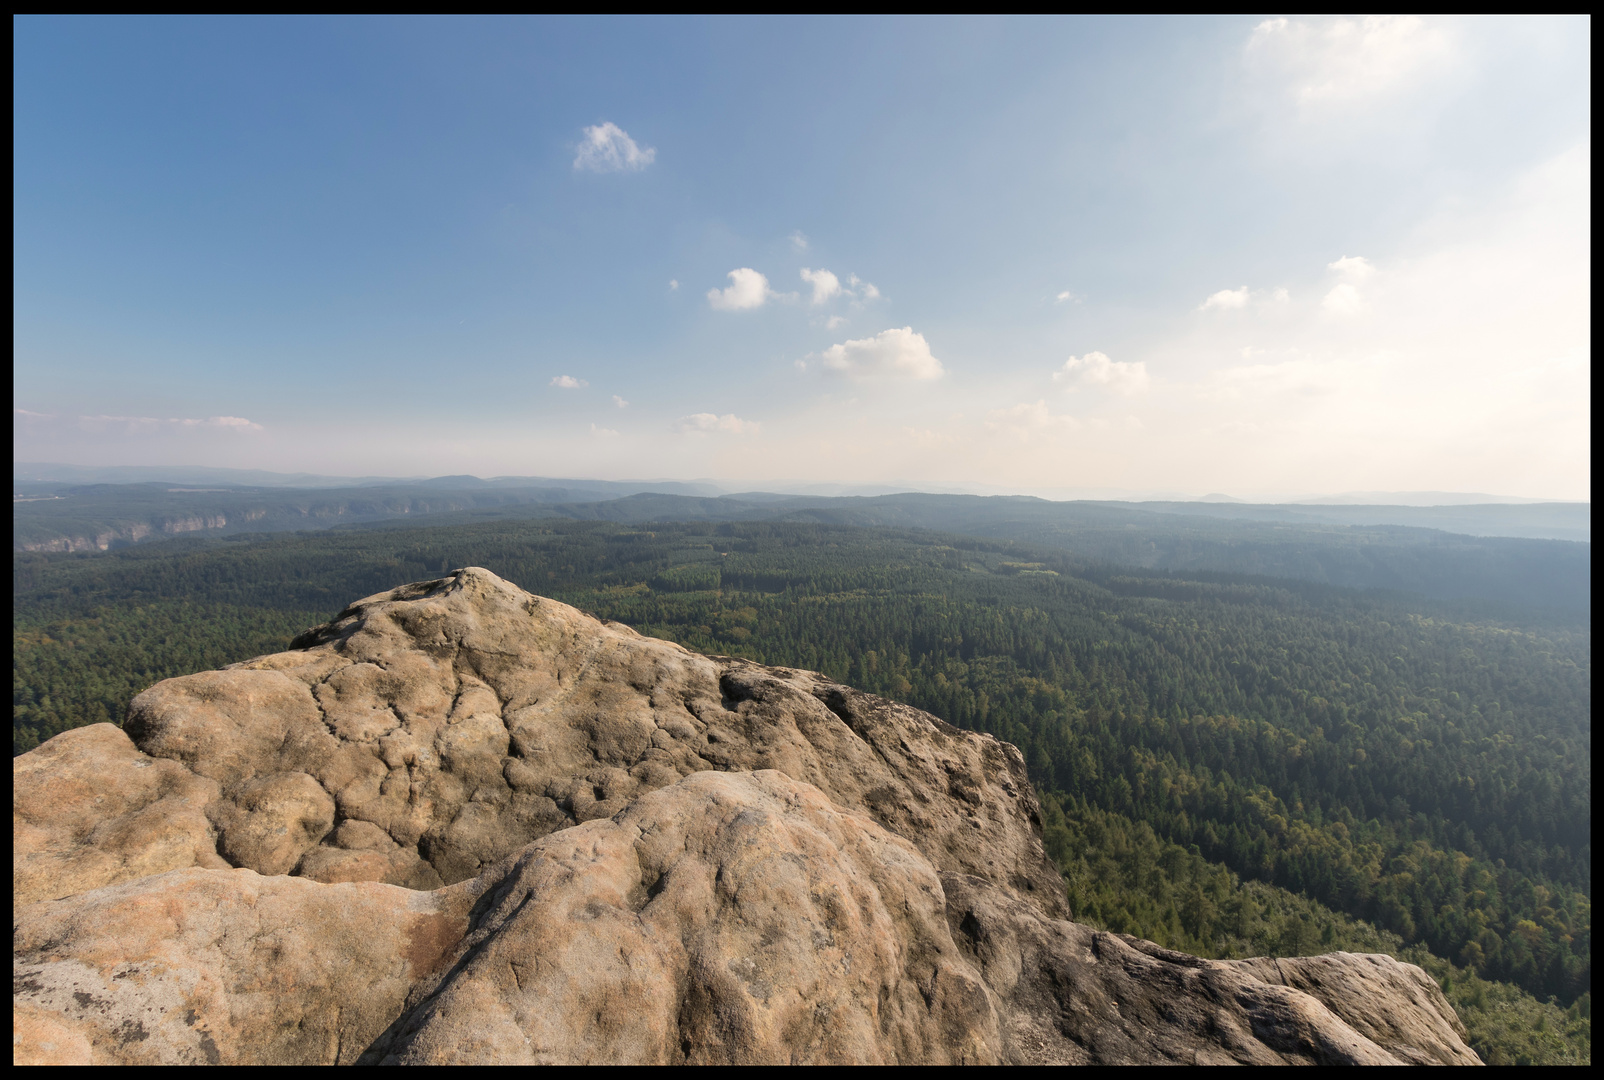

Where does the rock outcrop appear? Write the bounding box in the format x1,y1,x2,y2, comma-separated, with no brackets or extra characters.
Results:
13,568,1481,1065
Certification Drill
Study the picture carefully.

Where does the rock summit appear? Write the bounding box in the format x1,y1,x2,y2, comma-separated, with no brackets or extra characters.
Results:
14,568,1480,1064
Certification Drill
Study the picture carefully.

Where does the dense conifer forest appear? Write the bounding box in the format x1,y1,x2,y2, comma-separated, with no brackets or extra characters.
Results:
13,517,1591,1063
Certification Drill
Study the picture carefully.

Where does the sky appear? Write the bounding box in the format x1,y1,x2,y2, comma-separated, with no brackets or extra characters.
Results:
12,16,1591,499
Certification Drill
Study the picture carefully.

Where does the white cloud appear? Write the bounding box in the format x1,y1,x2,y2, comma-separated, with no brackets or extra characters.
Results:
1317,257,1373,313
800,267,842,305
825,315,847,330
818,327,944,381
1054,351,1151,395
668,279,679,291
707,268,775,311
1246,16,1454,105
14,407,55,419
1201,286,1251,310
1327,255,1375,279
573,122,656,173
800,269,882,307
590,424,619,438
789,231,809,251
612,395,629,409
1321,283,1364,314
1273,287,1291,302
550,375,588,389
1055,290,1080,304
678,412,759,435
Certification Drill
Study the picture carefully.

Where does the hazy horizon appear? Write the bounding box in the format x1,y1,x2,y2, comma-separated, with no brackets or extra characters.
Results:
12,459,1587,507
14,17,1591,500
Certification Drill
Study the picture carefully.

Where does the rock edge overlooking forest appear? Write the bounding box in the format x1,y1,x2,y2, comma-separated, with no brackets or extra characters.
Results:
13,568,1481,1064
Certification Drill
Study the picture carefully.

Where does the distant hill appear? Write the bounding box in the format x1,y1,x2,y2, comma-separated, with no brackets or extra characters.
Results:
11,477,723,552
13,462,721,496
539,490,1589,542
535,492,1590,613
1292,490,1576,506
12,481,1588,613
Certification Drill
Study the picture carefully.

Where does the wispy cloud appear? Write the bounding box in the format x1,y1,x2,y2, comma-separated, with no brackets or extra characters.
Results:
590,423,620,438
707,268,777,311
1200,356,1338,403
180,416,260,429
986,400,1079,440
1321,283,1364,314
789,231,809,251
573,122,656,173
1055,290,1081,304
668,279,679,291
63,413,265,432
612,395,629,409
1320,255,1373,314
796,267,879,308
1054,351,1150,395
678,412,759,435
848,274,880,302
814,327,943,380
550,375,588,389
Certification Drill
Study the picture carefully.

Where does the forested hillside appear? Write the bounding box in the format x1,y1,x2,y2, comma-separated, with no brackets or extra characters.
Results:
13,518,1591,1063
552,493,1591,611
15,482,1589,613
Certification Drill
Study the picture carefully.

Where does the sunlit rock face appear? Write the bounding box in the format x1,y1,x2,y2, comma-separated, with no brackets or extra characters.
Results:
13,568,1481,1065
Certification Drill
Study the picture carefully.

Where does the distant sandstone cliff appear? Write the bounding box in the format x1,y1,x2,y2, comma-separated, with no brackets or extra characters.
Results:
12,568,1481,1065
12,483,592,552
18,513,236,553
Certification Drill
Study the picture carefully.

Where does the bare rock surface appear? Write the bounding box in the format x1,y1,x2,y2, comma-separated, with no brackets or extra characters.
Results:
13,723,227,906
367,770,1003,1065
13,567,1481,1065
119,567,1063,911
14,868,479,1064
938,871,1479,1065
1225,953,1480,1065
15,770,1473,1066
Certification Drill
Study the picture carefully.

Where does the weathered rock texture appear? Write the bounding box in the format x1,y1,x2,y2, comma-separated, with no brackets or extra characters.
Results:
13,722,228,907
367,770,1003,1065
112,567,1063,909
14,568,1481,1065
938,872,1479,1065
14,868,478,1065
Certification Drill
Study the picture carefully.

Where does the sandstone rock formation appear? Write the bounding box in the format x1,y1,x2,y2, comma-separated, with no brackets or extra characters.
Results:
13,567,1481,1065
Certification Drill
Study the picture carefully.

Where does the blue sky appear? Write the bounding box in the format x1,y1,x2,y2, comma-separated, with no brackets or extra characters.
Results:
13,17,1591,498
